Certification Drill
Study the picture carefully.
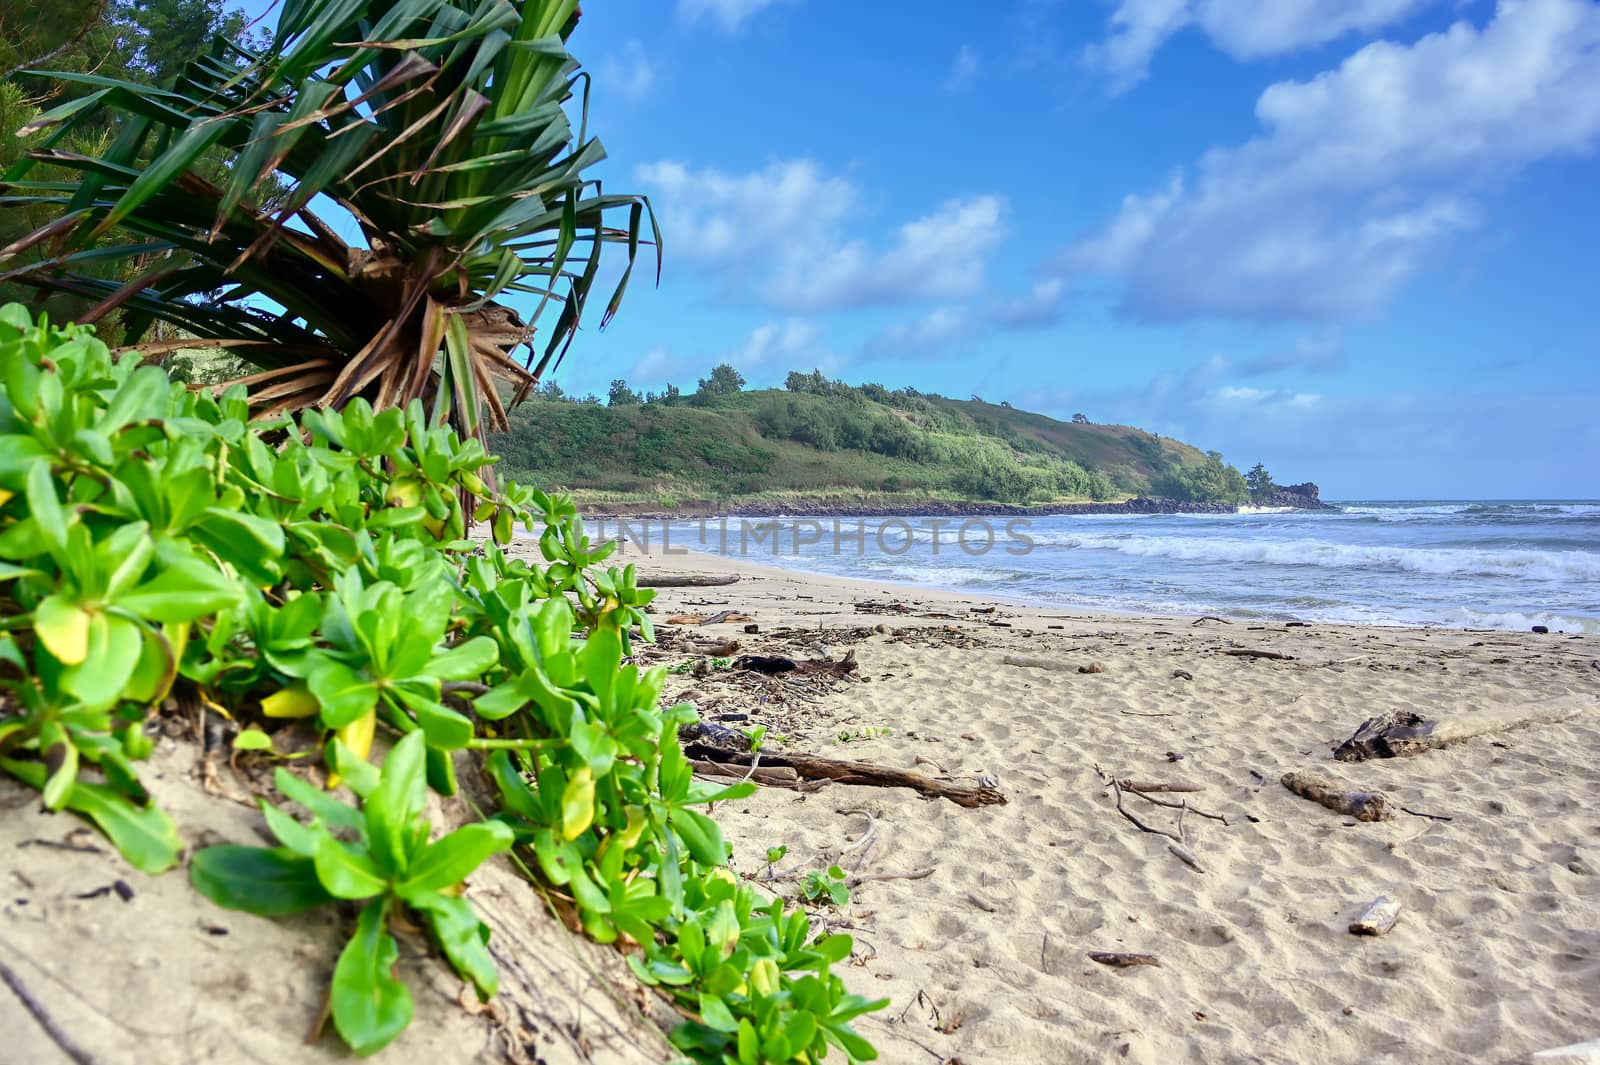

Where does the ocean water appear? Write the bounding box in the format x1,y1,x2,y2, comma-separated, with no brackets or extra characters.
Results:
639,502,1600,633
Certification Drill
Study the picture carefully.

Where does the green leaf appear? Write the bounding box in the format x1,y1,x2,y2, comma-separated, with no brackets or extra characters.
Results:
61,613,142,709
409,890,499,999
423,635,499,680
2,758,179,873
190,845,335,915
326,738,381,798
313,832,389,900
331,898,413,1058
308,660,379,728
274,767,365,835
233,727,275,753
117,558,240,621
24,460,68,557
398,821,513,896
670,808,727,869
364,730,427,873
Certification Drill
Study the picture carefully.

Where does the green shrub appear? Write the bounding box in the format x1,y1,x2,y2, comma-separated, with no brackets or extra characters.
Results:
0,306,883,1061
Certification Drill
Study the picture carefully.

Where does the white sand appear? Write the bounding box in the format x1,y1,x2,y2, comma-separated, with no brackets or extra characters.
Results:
615,541,1600,1065
2,537,1596,1065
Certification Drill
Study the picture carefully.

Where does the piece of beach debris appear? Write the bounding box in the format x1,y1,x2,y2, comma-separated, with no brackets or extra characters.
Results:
689,639,741,657
1531,624,1550,634
680,744,1006,808
970,606,996,614
1088,951,1161,968
1332,698,1591,762
743,623,760,634
1348,896,1402,936
1168,843,1204,873
690,760,802,787
1281,770,1392,822
1172,669,1194,680
1225,648,1295,661
1192,615,1232,626
1078,662,1106,674
734,650,858,677
665,609,751,626
1001,654,1073,671
855,600,912,614
637,573,740,588
1532,1037,1600,1063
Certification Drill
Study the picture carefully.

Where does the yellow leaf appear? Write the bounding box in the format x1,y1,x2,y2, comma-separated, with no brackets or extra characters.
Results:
386,477,423,508
561,766,595,841
35,596,91,665
261,682,319,718
0,488,13,507
327,709,376,789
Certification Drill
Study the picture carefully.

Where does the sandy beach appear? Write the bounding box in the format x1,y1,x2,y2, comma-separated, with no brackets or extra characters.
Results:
3,535,1597,1065
602,538,1600,1065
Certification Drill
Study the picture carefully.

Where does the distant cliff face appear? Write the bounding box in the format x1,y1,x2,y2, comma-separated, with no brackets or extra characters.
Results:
1261,482,1332,509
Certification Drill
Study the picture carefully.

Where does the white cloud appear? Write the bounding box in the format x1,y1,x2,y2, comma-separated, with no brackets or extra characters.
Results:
638,159,1008,311
600,41,655,101
727,319,828,370
637,159,855,264
1211,385,1322,410
944,45,981,91
1088,0,1438,90
770,195,1007,311
679,0,791,31
864,308,974,354
1064,0,1600,322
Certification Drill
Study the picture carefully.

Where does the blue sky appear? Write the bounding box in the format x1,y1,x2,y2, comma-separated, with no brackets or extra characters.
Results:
248,0,1600,499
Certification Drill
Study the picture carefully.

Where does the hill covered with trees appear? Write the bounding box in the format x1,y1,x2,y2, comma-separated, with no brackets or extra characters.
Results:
489,365,1256,508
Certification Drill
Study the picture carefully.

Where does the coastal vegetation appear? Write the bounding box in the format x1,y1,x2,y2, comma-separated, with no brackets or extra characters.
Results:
493,364,1255,507
0,307,884,1061
0,0,883,1060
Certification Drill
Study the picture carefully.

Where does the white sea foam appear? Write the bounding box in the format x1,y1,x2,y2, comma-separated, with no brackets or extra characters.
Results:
1027,532,1600,581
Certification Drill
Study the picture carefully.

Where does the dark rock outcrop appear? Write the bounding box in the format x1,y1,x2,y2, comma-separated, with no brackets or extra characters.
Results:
1258,482,1333,510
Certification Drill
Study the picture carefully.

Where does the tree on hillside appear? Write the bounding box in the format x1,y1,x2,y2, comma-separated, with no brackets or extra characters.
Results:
698,363,745,396
1247,463,1275,503
1072,412,1089,424
607,378,640,406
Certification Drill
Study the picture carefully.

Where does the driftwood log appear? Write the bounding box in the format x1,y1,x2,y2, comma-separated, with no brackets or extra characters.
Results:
1349,896,1402,936
637,573,740,588
683,744,1006,808
1281,770,1392,822
1225,648,1295,661
1334,699,1590,761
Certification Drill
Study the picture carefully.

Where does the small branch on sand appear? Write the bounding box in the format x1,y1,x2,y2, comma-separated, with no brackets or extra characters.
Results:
1108,779,1182,842
637,573,740,588
0,956,101,1065
1399,806,1453,822
1225,648,1295,661
1193,615,1232,626
1115,779,1202,793
1281,770,1392,822
1088,952,1161,968
847,867,934,888
1120,710,1176,718
1333,698,1591,761
1123,787,1229,825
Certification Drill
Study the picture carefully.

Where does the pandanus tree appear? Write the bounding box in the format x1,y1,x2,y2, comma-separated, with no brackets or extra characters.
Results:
0,0,657,449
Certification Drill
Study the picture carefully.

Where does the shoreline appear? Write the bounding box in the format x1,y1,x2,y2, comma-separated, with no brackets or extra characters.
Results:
582,541,1600,1065
577,493,1331,521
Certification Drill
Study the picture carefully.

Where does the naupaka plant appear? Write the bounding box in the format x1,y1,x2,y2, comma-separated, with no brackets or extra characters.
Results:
191,731,513,1056
0,305,885,1061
